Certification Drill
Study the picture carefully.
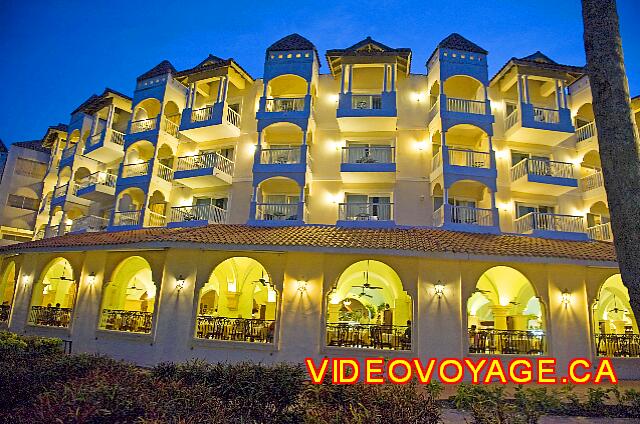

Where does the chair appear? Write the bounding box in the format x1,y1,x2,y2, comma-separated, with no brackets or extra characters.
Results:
370,326,392,349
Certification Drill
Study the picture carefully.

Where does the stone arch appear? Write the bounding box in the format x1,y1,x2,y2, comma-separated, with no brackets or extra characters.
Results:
266,74,309,98
28,257,76,328
443,75,485,101
133,98,162,121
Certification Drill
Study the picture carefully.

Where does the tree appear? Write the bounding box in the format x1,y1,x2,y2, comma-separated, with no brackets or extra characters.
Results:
582,0,640,317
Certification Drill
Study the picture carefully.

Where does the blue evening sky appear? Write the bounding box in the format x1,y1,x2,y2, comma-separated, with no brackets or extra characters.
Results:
1,0,638,144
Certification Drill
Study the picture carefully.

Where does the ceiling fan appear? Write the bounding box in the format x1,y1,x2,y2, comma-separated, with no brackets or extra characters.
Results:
49,270,73,282
127,279,144,292
509,298,520,306
471,287,490,295
352,261,383,297
609,295,628,314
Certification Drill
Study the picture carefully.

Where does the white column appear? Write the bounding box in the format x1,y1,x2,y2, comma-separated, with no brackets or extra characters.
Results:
383,65,388,92
217,78,224,103
390,64,397,91
561,80,568,109
189,83,196,109
523,75,530,104
106,105,115,129
221,76,229,103
348,65,354,93
340,67,346,94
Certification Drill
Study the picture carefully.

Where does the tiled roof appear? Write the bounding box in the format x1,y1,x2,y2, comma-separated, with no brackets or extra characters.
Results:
268,33,316,52
438,33,487,54
48,123,68,132
327,36,412,56
70,88,131,115
490,51,584,85
519,51,557,64
137,60,177,81
12,140,50,153
0,225,616,263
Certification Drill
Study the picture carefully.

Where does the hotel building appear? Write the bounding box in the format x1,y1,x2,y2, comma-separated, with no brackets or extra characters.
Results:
1,33,640,378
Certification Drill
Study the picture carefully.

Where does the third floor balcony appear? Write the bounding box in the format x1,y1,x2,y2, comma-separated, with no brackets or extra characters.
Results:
174,152,234,188
180,103,241,142
73,171,117,202
340,145,395,183
510,158,577,195
337,92,397,132
337,201,394,228
431,146,496,183
168,203,228,228
514,212,587,240
83,128,125,162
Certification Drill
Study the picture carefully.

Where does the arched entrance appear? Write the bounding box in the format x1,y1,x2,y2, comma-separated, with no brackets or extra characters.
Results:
593,274,640,357
467,266,545,355
195,257,277,343
326,260,412,350
0,261,16,322
29,258,76,328
99,256,156,333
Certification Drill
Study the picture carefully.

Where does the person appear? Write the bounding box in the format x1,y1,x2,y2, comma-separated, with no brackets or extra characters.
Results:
55,303,60,308
267,320,276,343
402,320,412,347
251,308,260,320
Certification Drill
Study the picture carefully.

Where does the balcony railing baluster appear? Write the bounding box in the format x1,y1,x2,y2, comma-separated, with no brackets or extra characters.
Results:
469,328,545,355
196,316,275,343
326,323,411,350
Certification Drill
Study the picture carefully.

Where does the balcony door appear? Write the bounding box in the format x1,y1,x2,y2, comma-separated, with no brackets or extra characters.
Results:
345,194,391,221
516,203,554,218
448,198,477,224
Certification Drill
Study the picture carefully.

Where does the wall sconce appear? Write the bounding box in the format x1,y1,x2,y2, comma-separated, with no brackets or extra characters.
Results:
434,282,445,299
227,280,237,293
87,272,96,286
561,289,571,306
176,275,185,292
343,299,352,306
296,280,308,293
22,275,30,286
416,141,427,151
267,288,277,303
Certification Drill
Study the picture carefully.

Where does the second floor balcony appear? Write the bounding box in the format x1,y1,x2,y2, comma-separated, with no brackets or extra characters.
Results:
431,147,496,183
253,145,307,178
174,152,234,189
588,222,613,242
110,210,143,229
59,144,79,168
69,215,109,234
433,204,498,233
252,202,303,226
179,103,241,142
83,128,125,162
504,102,574,145
337,92,397,132
514,212,587,240
256,96,311,127
340,145,395,183
168,204,228,228
74,172,117,201
510,158,577,195
337,202,394,228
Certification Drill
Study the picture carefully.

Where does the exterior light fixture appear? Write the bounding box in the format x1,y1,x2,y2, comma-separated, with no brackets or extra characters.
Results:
434,282,445,298
87,272,96,285
343,299,352,306
22,275,30,286
296,280,308,293
561,289,571,306
416,141,427,151
176,275,185,292
267,288,277,303
227,280,237,293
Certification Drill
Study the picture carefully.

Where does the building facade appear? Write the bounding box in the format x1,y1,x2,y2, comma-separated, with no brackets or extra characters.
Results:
1,33,639,378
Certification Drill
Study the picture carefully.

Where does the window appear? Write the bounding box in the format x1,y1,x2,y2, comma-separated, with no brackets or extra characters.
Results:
265,195,299,204
516,203,555,218
194,196,228,210
505,101,518,116
345,194,391,220
345,142,393,164
587,213,609,228
7,194,39,211
15,158,47,179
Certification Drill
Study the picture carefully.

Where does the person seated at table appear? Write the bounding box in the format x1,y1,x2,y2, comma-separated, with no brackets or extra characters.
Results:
267,321,275,343
55,303,61,308
402,320,412,345
251,308,260,320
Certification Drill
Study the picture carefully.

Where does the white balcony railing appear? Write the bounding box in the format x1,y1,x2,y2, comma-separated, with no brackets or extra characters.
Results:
265,97,305,112
256,203,299,221
342,146,394,164
533,106,560,124
147,211,166,227
121,161,151,178
61,144,78,160
580,170,604,192
74,172,117,192
170,204,227,224
352,94,382,110
448,148,491,168
112,210,142,227
505,109,519,130
260,147,302,164
431,150,442,173
588,222,613,242
433,204,445,227
576,121,596,143
339,202,393,221
446,97,486,115
87,131,103,149
433,205,493,227
155,163,174,182
191,105,214,123
176,152,234,177
514,212,584,234
110,130,125,145
428,97,440,122
130,117,158,133
70,215,109,233
511,158,574,181
161,117,180,138
226,106,241,128
44,225,60,238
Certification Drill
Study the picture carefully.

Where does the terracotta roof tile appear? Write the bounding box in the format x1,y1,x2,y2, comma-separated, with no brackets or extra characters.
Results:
268,34,316,52
0,225,616,263
12,140,50,153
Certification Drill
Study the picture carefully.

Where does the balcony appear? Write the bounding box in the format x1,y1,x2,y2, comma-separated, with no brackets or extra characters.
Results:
438,96,494,132
504,103,574,145
326,323,410,351
580,170,606,200
576,121,597,149
588,222,613,242
147,211,167,227
74,172,117,201
110,210,143,229
59,144,78,168
253,203,303,225
28,305,72,328
179,103,241,142
337,202,394,228
337,92,397,132
118,162,152,188
595,333,640,358
69,215,109,233
196,316,275,343
433,204,498,233
44,225,62,239
174,153,233,189
51,183,70,206
514,212,587,240
510,158,577,195
100,309,153,334
256,96,310,127
468,328,545,355
340,146,395,183
6,194,39,212
168,204,228,228
431,147,496,185
83,129,125,162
